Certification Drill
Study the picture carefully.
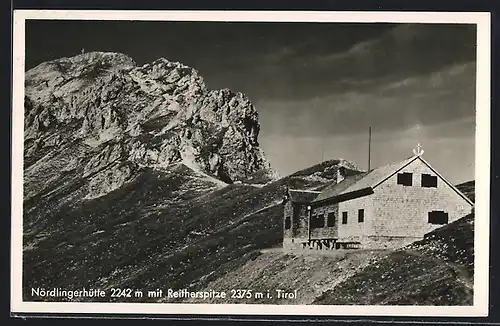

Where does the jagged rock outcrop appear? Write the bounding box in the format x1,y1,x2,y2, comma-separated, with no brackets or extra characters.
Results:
24,51,278,199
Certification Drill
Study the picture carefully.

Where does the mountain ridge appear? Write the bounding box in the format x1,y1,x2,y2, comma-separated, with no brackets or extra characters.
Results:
22,52,474,306
24,51,279,201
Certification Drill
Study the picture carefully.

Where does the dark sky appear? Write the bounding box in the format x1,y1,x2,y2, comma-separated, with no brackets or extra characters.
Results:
25,20,477,183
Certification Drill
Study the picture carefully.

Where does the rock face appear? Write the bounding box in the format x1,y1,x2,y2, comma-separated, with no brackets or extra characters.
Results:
24,52,278,199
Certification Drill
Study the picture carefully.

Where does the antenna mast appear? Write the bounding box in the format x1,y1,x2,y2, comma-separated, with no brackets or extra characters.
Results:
321,122,326,163
368,126,372,171
316,97,325,164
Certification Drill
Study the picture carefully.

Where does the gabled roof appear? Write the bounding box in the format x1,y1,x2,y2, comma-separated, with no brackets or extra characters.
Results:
313,156,416,203
286,153,474,206
287,189,321,203
312,172,369,201
416,156,474,206
310,154,474,206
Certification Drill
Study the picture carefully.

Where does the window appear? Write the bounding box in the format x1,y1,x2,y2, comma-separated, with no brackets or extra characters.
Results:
358,209,364,223
317,214,325,228
284,216,291,229
310,214,317,228
342,212,348,224
327,212,336,227
428,211,448,225
397,172,413,186
311,214,325,229
421,174,438,187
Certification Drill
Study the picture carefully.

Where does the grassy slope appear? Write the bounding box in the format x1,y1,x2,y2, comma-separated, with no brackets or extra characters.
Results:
23,158,339,302
188,249,391,305
24,148,475,305
193,213,474,306
313,215,474,305
193,181,476,306
456,180,475,203
313,181,475,305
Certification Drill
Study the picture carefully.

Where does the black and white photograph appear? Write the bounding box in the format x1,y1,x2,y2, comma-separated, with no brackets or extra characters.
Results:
11,10,491,317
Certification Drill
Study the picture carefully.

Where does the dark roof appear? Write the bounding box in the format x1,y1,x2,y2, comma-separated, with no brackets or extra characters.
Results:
312,172,369,202
288,189,321,203
288,154,474,207
313,156,416,203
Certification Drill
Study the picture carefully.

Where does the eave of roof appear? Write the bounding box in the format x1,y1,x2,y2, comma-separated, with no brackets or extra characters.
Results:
288,154,473,207
312,156,417,202
312,173,369,202
288,189,321,203
414,156,475,206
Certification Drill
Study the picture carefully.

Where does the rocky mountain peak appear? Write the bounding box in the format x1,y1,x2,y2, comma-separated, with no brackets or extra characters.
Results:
24,51,278,199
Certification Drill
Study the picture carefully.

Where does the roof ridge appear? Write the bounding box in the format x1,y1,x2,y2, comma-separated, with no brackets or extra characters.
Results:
370,155,417,171
312,155,418,203
415,156,474,206
289,189,322,193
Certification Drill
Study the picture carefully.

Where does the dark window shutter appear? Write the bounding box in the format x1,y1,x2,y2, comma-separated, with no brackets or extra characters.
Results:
397,173,413,186
317,214,325,228
422,174,438,187
428,211,448,224
327,212,335,227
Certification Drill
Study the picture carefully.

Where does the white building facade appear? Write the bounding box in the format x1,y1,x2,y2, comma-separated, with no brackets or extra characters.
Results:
282,148,474,250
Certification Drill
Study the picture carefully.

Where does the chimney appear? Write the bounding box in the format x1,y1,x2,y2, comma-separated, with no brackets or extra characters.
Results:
337,167,345,184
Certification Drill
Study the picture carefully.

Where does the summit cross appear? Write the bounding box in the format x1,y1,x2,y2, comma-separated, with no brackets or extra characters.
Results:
413,143,424,156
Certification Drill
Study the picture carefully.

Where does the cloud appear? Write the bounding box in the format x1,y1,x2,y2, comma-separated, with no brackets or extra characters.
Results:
379,62,476,93
302,23,475,67
256,56,476,183
257,60,476,141
222,23,477,101
260,116,475,183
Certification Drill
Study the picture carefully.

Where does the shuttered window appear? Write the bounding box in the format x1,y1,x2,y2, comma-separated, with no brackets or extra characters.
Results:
317,214,325,228
397,172,413,186
422,174,438,187
327,212,335,227
311,214,325,229
428,211,448,225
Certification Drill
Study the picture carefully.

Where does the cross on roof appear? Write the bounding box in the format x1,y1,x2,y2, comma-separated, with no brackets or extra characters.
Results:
413,143,424,156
